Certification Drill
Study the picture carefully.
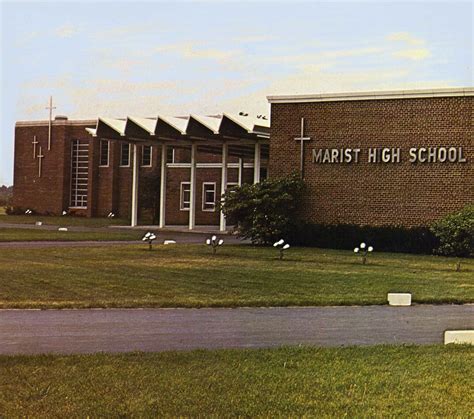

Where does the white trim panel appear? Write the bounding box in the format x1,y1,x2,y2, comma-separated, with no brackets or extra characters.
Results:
267,87,474,104
167,162,255,169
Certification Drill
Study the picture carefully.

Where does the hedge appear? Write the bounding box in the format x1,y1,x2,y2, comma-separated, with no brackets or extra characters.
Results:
287,223,439,254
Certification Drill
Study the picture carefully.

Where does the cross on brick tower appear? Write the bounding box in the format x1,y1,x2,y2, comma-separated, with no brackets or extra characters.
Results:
32,135,39,159
45,96,56,150
37,146,44,177
294,117,311,178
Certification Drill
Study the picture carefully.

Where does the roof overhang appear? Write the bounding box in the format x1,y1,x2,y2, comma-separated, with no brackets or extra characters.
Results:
86,113,270,159
267,87,474,104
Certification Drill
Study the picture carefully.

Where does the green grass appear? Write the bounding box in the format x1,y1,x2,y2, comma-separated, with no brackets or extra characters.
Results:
0,345,472,416
0,207,6,215
0,228,142,242
0,244,472,308
0,213,128,227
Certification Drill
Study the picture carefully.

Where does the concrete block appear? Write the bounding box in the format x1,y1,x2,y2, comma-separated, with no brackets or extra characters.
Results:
387,293,411,306
444,330,474,345
58,227,68,232
163,240,176,245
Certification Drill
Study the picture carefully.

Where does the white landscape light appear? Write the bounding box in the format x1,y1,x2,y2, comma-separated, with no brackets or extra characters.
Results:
273,239,284,247
355,242,374,264
62,210,67,216
206,235,223,254
142,231,157,250
274,239,290,260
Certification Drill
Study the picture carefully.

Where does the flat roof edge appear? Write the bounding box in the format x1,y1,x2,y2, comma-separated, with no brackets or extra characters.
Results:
267,87,474,104
16,119,97,127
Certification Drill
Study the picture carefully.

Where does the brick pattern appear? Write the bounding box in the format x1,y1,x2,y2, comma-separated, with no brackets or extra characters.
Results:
269,97,473,227
13,121,256,224
13,121,95,215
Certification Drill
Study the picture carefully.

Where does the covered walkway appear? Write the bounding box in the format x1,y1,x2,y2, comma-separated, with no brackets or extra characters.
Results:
86,113,270,231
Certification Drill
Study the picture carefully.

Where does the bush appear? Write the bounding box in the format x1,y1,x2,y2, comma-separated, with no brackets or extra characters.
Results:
220,173,304,244
6,206,28,215
287,223,439,254
430,205,474,257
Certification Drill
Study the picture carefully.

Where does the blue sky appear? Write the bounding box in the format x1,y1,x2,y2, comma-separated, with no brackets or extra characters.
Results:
1,1,472,185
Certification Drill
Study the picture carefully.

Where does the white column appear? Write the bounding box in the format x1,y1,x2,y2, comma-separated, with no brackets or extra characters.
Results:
159,144,167,228
131,143,139,227
189,143,197,230
219,142,228,231
253,142,261,184
238,157,243,186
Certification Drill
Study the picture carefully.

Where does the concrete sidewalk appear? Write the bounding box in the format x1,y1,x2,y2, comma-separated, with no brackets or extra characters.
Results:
1,305,472,355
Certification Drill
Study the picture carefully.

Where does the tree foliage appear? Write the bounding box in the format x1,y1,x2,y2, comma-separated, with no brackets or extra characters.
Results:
220,174,304,244
430,205,474,257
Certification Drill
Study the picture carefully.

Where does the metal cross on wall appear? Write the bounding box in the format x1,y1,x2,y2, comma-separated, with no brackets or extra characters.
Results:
32,135,38,159
45,96,56,150
37,146,44,177
294,117,311,178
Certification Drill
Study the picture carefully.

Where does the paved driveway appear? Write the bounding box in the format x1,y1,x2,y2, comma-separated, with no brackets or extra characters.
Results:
0,305,472,355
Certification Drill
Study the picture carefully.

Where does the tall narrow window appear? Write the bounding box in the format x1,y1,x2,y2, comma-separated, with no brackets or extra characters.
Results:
180,182,191,210
167,147,175,164
70,140,89,208
202,182,216,211
120,143,130,167
142,145,152,167
99,140,109,167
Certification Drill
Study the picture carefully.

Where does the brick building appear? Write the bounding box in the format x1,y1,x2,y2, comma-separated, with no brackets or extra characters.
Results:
267,87,473,227
13,114,269,229
13,87,473,230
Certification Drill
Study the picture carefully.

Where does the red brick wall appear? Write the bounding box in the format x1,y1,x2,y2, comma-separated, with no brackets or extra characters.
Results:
269,96,473,227
13,121,257,224
165,166,249,225
13,120,95,215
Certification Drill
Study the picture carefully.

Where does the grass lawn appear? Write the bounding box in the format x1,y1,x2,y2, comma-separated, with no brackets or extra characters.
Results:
0,345,472,416
0,213,128,227
0,244,472,308
0,228,142,242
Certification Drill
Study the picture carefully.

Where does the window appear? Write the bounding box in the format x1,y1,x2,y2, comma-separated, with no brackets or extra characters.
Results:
180,182,191,210
99,140,109,167
226,182,239,191
120,143,130,167
167,148,175,164
202,183,216,211
70,140,89,208
142,145,152,167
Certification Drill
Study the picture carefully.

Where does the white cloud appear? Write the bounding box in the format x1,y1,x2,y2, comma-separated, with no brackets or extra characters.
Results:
232,34,278,43
154,42,242,64
386,32,431,60
321,46,385,59
387,32,425,46
55,24,78,38
392,48,431,61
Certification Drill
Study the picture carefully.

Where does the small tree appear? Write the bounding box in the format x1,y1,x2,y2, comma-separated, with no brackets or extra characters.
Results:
220,173,304,244
430,205,474,262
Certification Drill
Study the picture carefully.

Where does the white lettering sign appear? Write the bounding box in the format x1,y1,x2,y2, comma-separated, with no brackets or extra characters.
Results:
312,147,467,164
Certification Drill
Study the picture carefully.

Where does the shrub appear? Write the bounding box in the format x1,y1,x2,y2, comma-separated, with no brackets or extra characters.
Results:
6,206,28,215
287,223,439,254
220,173,304,244
430,205,474,257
